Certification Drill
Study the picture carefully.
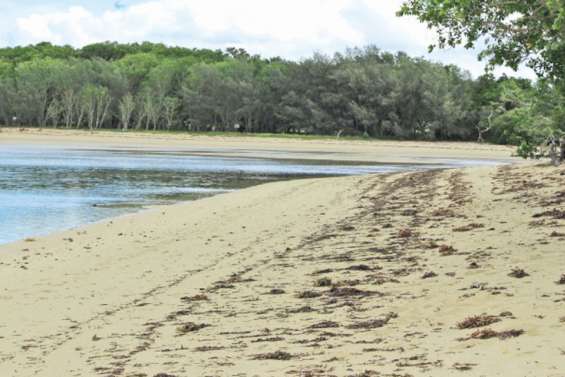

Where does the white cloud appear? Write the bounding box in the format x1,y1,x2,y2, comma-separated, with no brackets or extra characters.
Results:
15,0,364,53
10,0,535,78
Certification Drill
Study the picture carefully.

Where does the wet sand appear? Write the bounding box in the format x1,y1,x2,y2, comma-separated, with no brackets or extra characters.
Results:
0,128,517,165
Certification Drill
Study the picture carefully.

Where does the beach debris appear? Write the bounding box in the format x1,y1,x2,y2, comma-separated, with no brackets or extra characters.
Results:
180,294,208,303
176,322,210,334
556,274,565,285
352,371,379,377
251,336,285,343
468,262,480,269
438,245,456,256
315,277,332,287
457,315,500,329
253,351,294,360
508,268,529,279
453,223,484,232
312,268,334,275
193,345,225,352
398,228,413,238
432,208,455,217
423,240,439,249
287,306,315,314
470,282,487,289
168,309,191,320
467,328,524,340
336,279,361,286
213,282,235,289
402,208,418,216
269,288,286,295
347,264,373,271
309,321,340,329
24,238,36,242
154,374,177,377
297,369,334,377
347,312,397,330
328,287,376,297
370,274,400,285
452,363,477,371
422,271,438,279
297,290,322,299
91,334,101,341
532,209,565,219
395,358,443,368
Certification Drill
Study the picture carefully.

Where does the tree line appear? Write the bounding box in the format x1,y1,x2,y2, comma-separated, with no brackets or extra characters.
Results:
0,41,562,145
400,0,565,162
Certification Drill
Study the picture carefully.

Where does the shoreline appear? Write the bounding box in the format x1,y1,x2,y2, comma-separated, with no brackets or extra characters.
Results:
0,132,516,247
0,130,518,247
0,127,518,165
0,162,564,376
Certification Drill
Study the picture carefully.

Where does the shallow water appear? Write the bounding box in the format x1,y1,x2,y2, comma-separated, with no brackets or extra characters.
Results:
0,145,503,245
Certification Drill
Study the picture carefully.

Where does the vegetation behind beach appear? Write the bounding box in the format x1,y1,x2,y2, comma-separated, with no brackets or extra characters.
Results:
0,42,562,148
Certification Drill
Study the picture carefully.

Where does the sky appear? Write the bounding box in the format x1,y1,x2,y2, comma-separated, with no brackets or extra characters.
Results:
0,0,535,79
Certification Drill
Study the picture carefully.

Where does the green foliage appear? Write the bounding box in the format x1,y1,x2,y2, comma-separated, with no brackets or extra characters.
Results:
399,0,565,81
0,41,558,146
517,141,538,159
400,0,565,157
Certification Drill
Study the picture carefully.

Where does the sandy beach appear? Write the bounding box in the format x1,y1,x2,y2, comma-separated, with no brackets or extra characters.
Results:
1,131,564,376
0,128,517,165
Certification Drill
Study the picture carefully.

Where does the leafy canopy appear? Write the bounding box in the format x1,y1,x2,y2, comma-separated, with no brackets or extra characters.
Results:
398,0,565,81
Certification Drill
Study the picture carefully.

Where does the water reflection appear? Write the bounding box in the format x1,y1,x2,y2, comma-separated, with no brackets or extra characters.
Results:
0,145,507,244
0,146,419,244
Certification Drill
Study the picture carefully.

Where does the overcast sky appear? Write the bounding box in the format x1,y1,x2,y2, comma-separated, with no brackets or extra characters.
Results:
0,0,535,78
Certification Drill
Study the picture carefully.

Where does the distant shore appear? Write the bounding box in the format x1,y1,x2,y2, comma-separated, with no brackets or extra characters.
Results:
0,127,518,165
0,154,564,375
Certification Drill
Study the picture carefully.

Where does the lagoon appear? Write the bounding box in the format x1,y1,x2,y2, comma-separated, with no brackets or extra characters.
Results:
0,145,436,245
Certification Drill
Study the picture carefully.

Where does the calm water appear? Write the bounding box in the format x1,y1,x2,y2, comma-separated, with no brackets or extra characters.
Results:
0,145,502,245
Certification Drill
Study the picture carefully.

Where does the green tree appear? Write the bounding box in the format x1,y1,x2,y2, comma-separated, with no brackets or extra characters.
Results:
398,1,565,80
118,93,135,131
399,0,565,160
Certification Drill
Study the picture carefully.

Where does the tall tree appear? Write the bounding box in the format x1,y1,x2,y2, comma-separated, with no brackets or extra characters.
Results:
399,0,565,160
118,93,135,131
399,1,565,80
